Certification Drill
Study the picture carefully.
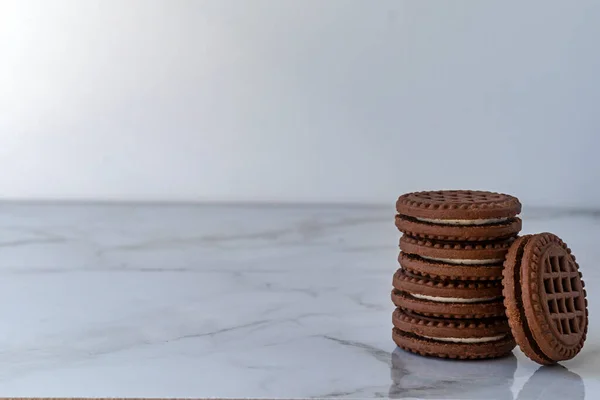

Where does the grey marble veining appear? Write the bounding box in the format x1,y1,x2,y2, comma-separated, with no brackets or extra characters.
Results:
0,202,597,399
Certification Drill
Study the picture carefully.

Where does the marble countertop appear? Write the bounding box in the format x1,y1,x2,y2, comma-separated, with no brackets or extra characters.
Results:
0,202,597,399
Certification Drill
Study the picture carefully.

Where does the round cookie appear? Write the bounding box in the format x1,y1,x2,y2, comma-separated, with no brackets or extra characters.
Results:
395,214,522,242
393,268,503,302
391,289,506,319
503,233,588,365
392,316,515,360
396,190,522,220
400,235,514,265
393,308,511,340
395,191,522,241
392,328,516,360
399,252,503,281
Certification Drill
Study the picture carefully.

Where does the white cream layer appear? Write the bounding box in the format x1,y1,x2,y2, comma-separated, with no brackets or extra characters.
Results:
415,217,510,226
411,293,500,303
421,256,504,265
422,334,506,343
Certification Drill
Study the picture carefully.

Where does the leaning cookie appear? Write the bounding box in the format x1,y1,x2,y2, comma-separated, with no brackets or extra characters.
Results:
503,233,588,365
396,190,521,241
392,309,515,359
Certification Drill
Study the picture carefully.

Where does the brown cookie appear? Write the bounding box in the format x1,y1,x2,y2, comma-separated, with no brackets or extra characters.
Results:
393,268,503,301
391,289,506,319
395,214,522,242
392,328,516,360
396,190,522,220
393,308,511,339
398,252,503,281
395,191,521,241
400,235,514,264
503,233,588,365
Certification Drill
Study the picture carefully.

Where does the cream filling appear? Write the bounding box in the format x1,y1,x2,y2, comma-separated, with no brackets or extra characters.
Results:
411,293,500,303
422,334,506,343
422,256,504,265
415,217,510,226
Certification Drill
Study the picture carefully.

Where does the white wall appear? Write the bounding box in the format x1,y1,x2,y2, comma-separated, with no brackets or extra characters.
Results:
1,0,599,207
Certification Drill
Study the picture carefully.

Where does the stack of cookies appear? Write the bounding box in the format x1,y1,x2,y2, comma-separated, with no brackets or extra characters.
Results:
391,190,522,359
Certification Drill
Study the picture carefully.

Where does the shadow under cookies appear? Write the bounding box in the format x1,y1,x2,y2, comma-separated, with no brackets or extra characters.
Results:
389,348,517,400
389,348,585,400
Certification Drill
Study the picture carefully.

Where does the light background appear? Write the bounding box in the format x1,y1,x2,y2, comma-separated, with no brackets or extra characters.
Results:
1,0,599,207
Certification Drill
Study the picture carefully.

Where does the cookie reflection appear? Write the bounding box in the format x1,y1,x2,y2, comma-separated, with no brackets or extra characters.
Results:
389,348,517,399
516,365,584,400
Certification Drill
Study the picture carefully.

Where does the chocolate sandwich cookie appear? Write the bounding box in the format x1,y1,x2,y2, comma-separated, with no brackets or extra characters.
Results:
503,233,588,365
393,268,503,302
396,190,521,241
400,235,514,265
399,252,503,281
391,289,506,319
392,328,516,360
393,308,511,340
392,309,515,359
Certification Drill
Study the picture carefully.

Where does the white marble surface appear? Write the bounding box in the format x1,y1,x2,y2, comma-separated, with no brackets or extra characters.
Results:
0,202,597,399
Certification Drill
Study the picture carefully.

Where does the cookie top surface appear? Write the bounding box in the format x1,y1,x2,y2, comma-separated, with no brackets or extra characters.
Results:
503,233,588,365
396,190,521,220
